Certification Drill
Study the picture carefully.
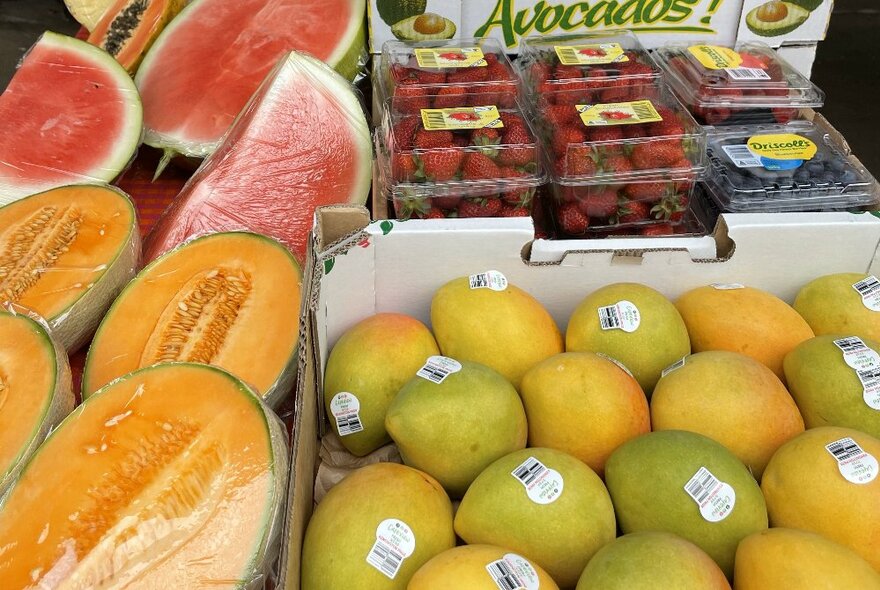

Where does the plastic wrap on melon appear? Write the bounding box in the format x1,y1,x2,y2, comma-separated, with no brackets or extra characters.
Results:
143,50,372,265
0,363,290,589
0,32,143,206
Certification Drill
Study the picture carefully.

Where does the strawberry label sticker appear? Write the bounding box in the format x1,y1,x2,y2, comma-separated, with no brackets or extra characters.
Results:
825,437,878,485
417,355,462,384
852,275,880,312
687,44,770,80
414,46,486,69
710,283,745,290
832,337,880,410
662,356,687,378
555,42,628,65
421,106,503,131
486,553,540,590
598,300,640,333
469,270,508,292
511,456,564,505
330,392,364,437
366,518,416,579
577,100,662,126
596,352,634,378
684,467,736,523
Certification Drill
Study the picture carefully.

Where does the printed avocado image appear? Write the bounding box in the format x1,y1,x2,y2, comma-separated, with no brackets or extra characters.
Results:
392,13,457,41
788,0,824,10
377,0,427,27
746,1,811,37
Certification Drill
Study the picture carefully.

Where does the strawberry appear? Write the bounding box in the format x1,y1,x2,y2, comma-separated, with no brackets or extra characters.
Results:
458,197,502,217
433,195,462,210
640,223,675,236
500,204,531,217
589,126,624,143
620,62,656,80
647,117,685,137
433,86,468,109
394,79,430,114
541,103,578,129
421,150,463,181
558,202,589,234
553,126,587,157
448,67,489,84
392,116,421,150
623,124,649,139
553,64,583,80
471,127,501,143
487,60,514,81
416,70,447,84
413,129,453,150
630,142,685,170
582,68,609,91
497,125,535,167
452,134,470,148
392,153,419,181
772,108,796,124
500,112,527,130
599,83,629,102
421,207,446,219
530,61,552,83
566,149,598,177
617,199,650,224
651,193,689,222
625,181,672,202
602,155,633,175
462,152,501,180
579,187,618,218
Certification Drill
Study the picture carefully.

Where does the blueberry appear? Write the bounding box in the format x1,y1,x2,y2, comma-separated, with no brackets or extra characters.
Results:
829,158,847,173
821,172,837,185
840,169,860,185
793,169,810,184
807,161,825,176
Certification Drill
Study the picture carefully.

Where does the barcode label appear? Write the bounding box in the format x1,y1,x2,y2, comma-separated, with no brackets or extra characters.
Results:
596,352,634,378
554,42,627,65
725,67,771,80
597,300,640,332
853,275,880,311
366,519,415,579
721,144,763,168
417,355,462,384
833,337,880,410
683,466,736,522
486,554,540,590
511,456,564,504
825,437,878,484
632,101,656,120
662,357,686,378
422,111,447,128
470,270,508,291
329,392,364,437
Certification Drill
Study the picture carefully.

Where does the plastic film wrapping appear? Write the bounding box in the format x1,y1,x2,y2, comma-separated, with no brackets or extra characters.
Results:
142,50,372,266
0,362,289,589
0,32,143,206
0,184,141,352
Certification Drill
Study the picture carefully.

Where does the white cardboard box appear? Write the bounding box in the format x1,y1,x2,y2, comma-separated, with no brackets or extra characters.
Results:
277,204,880,589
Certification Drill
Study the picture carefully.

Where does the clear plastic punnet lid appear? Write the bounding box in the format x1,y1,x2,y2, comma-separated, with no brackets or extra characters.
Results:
653,41,825,109
378,38,520,111
518,30,662,97
704,121,879,212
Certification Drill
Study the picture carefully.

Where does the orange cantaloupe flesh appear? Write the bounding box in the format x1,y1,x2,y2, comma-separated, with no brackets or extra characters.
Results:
0,363,283,587
83,232,301,404
0,184,136,323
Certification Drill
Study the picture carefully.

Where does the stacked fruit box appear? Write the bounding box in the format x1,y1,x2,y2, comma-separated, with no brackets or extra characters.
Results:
374,39,547,220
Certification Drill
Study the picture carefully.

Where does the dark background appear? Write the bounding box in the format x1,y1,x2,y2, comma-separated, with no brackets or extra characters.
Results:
1,0,878,171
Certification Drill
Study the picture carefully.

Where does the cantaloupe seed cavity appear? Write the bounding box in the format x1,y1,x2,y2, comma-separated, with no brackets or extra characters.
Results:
141,268,252,365
0,206,83,302
103,0,148,57
67,418,227,585
0,372,6,412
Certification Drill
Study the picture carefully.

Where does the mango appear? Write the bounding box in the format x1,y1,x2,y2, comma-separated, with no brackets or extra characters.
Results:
576,532,731,590
301,463,455,590
604,430,768,577
455,447,616,588
651,351,804,479
408,544,559,590
431,273,563,389
520,352,650,476
784,335,880,437
761,426,880,570
566,282,690,394
675,285,813,379
734,528,880,589
324,313,440,456
794,272,880,341
386,359,527,498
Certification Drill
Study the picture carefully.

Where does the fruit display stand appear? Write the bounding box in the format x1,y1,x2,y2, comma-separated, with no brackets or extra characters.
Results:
277,203,880,588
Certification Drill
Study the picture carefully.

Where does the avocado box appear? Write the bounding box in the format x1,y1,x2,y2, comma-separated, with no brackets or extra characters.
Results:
275,197,880,587
366,0,834,54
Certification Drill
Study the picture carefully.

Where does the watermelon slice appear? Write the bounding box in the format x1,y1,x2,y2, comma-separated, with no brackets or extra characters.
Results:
135,0,366,163
0,33,143,206
143,51,371,265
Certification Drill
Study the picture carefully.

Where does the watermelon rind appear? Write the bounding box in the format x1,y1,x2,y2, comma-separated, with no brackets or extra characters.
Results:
0,33,143,204
135,0,367,162
0,310,74,498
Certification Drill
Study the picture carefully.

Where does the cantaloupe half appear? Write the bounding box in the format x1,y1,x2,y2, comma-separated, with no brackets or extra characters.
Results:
0,184,140,352
0,362,288,588
0,310,73,495
83,231,301,407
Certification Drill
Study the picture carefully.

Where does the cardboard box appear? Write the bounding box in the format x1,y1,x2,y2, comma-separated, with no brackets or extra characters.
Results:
776,42,818,77
277,201,880,588
367,0,834,54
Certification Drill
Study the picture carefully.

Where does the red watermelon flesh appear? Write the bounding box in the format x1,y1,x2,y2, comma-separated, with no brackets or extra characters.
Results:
143,51,371,265
135,0,365,159
0,32,142,205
